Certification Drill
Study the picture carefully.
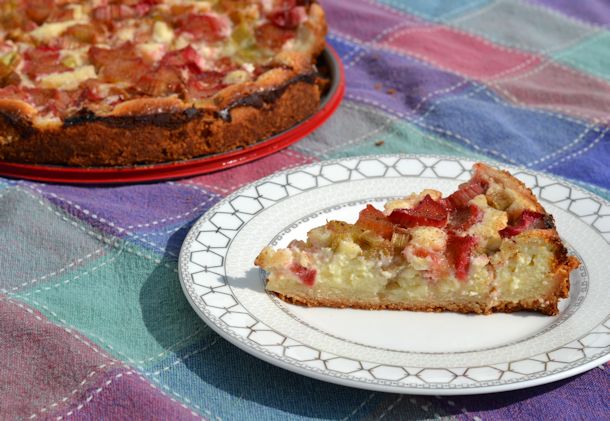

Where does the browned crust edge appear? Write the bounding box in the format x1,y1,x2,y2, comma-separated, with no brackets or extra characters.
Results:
0,3,328,167
272,292,492,314
541,230,580,312
0,76,322,166
474,162,545,214
271,282,572,316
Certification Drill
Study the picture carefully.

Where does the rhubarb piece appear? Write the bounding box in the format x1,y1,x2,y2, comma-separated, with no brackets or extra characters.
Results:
289,263,316,286
448,204,483,232
356,205,394,240
160,45,205,75
499,210,547,238
268,4,307,29
177,13,230,43
446,178,488,209
388,195,448,228
446,233,477,281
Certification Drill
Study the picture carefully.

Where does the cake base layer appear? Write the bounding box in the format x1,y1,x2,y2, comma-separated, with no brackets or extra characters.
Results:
272,292,568,315
273,292,490,314
263,228,575,316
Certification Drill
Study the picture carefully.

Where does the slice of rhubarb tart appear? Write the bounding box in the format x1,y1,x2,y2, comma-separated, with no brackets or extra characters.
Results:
255,163,579,315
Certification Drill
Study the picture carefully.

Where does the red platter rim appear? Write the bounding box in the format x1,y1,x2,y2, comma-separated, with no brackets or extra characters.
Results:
0,45,344,185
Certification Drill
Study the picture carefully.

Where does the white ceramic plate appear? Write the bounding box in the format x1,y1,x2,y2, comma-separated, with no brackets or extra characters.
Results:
178,155,610,395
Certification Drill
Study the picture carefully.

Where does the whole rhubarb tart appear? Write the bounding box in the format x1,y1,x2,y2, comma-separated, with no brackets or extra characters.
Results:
0,0,326,167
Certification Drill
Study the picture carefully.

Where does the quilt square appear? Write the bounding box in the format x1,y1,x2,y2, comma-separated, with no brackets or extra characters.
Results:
0,188,107,293
36,182,218,239
451,0,595,52
16,243,210,364
554,32,610,83
344,48,471,118
493,61,610,124
380,26,541,80
324,0,421,41
530,0,610,26
377,0,492,20
417,86,594,166
0,298,115,420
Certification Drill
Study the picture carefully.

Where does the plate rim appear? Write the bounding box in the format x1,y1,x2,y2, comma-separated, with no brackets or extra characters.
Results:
178,153,610,395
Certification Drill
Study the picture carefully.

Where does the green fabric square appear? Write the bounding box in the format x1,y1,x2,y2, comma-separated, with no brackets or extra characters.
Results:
15,240,209,367
555,32,610,82
325,118,489,160
451,0,595,52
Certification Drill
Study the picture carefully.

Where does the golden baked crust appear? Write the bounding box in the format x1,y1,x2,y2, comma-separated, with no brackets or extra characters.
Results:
0,2,327,167
272,292,491,314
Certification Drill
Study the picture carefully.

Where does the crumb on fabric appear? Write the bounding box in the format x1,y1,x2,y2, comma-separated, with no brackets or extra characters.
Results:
375,140,385,146
386,88,397,95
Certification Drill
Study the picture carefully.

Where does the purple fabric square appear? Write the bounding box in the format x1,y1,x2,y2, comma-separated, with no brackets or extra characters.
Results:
442,366,610,420
34,182,220,237
322,0,422,41
344,48,471,117
530,0,610,26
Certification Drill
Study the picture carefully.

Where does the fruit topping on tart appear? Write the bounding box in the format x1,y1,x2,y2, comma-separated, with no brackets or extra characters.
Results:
255,163,580,315
0,0,323,119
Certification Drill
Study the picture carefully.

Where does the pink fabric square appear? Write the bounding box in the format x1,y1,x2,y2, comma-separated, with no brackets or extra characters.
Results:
0,298,115,419
380,26,542,80
494,61,610,124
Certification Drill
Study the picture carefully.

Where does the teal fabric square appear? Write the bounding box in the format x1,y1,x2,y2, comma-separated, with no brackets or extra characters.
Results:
451,0,595,52
377,0,492,20
322,106,489,160
554,32,610,82
296,102,400,157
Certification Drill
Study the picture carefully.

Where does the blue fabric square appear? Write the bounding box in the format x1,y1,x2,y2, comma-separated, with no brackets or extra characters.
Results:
419,86,597,167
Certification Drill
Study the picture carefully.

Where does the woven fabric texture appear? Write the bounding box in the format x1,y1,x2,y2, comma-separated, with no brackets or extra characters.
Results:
1,1,609,420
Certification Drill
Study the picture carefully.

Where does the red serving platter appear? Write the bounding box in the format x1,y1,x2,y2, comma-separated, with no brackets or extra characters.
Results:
0,46,344,184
